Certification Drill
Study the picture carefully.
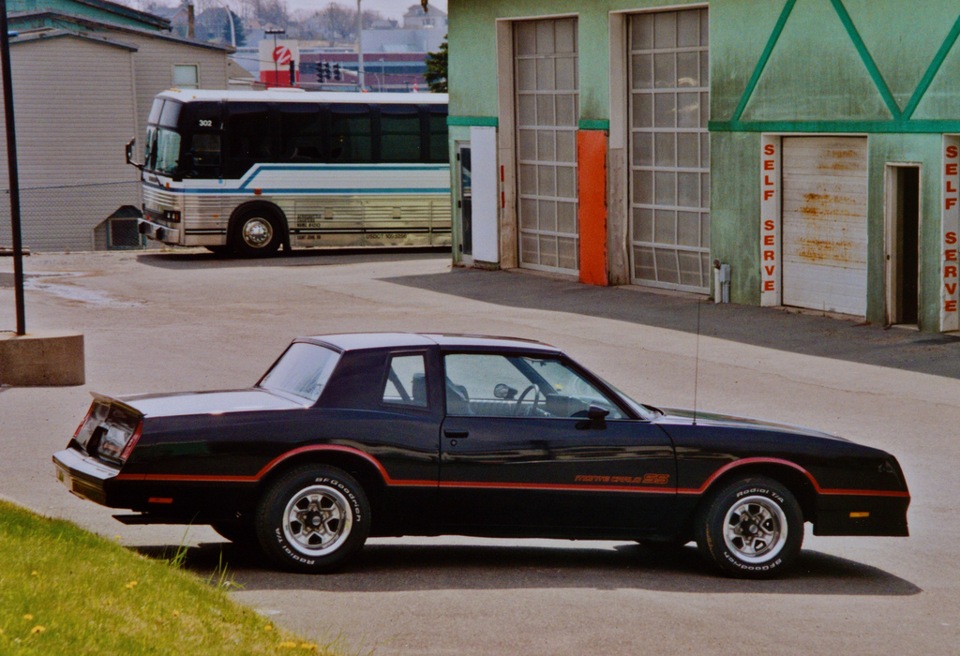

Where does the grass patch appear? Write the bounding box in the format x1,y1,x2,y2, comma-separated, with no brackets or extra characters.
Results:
0,501,341,655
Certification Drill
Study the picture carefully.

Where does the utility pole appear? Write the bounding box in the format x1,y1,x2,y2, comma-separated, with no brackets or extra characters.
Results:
265,27,285,86
0,0,26,334
356,0,364,90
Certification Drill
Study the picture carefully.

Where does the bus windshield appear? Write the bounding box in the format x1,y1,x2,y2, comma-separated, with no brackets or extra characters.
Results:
143,98,221,177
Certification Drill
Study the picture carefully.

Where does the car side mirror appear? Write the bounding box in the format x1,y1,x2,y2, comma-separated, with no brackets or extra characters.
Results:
494,383,517,400
576,404,609,430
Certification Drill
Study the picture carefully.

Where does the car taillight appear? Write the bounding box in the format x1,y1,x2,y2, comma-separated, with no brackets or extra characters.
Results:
72,405,95,441
118,422,143,463
73,399,143,464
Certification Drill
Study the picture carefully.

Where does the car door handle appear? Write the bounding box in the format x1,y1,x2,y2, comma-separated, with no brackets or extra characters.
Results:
444,429,469,439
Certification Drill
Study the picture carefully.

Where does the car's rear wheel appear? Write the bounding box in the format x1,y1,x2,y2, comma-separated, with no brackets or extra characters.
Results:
694,476,802,579
255,465,370,573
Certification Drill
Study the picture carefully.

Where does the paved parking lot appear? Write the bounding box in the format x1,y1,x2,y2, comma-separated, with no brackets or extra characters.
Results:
2,249,959,655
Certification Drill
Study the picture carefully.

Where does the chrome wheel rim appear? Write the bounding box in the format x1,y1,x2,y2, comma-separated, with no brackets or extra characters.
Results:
241,217,273,248
282,484,352,557
722,495,788,564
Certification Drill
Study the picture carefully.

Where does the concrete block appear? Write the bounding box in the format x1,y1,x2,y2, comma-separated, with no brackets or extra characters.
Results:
0,330,85,386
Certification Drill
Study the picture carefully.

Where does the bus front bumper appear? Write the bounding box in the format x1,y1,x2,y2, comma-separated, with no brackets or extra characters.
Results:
138,218,179,245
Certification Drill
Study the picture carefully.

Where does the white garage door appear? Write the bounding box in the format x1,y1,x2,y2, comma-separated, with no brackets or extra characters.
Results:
628,8,711,292
515,17,579,274
782,137,868,316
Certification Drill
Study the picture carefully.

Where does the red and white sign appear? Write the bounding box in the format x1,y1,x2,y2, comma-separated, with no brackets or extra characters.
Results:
942,136,959,331
258,39,300,86
760,135,781,306
273,45,292,66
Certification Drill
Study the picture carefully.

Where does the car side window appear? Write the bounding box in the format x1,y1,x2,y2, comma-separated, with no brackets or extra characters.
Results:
381,354,428,408
443,354,624,419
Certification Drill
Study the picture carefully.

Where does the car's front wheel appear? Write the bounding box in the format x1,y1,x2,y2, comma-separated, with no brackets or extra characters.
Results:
255,465,370,573
694,476,803,579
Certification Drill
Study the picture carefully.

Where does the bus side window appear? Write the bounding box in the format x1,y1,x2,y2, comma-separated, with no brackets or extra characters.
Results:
380,104,421,163
427,105,449,163
329,104,372,163
280,103,324,163
223,102,273,178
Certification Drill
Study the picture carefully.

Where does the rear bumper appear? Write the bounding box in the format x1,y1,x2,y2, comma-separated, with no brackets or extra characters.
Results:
53,448,119,507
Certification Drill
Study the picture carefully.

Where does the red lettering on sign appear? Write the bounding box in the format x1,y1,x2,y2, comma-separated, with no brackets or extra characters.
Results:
947,163,959,176
763,219,775,231
946,249,958,262
763,250,776,262
947,145,959,159
764,175,776,187
947,198,958,211
764,265,776,276
946,283,958,295
945,266,958,278
763,235,774,246
947,232,958,245
764,144,775,156
946,300,958,312
764,280,775,291
763,160,775,171
764,190,775,201
948,180,958,193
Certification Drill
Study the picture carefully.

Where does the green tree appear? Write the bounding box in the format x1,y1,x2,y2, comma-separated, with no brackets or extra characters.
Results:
424,37,447,93
221,8,246,47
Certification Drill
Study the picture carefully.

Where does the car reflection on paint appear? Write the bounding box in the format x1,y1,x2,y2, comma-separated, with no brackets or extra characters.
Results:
53,333,910,579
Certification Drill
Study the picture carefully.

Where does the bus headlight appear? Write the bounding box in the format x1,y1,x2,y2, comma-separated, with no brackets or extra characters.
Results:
163,210,181,223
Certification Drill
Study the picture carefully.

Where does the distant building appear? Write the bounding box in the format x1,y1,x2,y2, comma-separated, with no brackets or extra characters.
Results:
363,4,447,55
0,2,231,252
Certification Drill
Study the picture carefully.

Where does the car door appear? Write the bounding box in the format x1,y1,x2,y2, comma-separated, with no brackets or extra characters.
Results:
437,352,677,538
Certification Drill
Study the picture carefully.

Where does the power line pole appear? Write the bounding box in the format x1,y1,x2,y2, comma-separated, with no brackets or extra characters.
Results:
0,0,26,335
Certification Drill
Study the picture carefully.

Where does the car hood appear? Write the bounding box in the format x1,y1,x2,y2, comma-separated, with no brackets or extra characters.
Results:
653,407,850,443
116,388,306,418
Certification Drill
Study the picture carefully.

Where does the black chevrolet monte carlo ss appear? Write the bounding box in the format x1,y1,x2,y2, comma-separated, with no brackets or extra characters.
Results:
53,333,910,579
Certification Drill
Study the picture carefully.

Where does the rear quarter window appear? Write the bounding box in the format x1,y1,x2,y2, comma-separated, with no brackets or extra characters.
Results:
258,343,340,403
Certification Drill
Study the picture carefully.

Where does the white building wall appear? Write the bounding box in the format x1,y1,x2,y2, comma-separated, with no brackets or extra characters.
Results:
0,36,139,251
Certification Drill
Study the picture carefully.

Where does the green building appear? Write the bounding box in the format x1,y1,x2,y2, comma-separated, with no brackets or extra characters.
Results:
446,0,960,333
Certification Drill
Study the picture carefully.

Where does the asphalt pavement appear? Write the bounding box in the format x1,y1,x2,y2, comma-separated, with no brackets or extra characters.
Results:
1,248,958,656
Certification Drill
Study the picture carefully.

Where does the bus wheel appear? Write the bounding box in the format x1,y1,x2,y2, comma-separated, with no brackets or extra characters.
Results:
232,208,282,258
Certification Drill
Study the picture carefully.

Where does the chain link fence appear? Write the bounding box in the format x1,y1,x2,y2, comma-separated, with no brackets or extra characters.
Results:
0,180,147,253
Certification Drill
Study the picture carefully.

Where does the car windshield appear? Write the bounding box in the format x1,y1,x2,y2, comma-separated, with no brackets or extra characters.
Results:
258,342,340,403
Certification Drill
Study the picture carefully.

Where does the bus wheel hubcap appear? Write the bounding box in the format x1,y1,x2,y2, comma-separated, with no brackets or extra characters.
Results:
242,218,273,248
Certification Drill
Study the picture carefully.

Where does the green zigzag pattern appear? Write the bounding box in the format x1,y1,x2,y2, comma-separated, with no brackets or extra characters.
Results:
712,0,960,133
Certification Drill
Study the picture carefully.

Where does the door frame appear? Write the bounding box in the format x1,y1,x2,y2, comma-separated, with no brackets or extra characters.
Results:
884,163,922,326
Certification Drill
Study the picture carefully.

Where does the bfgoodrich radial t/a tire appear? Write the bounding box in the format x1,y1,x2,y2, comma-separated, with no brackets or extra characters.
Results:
255,465,370,573
695,476,803,579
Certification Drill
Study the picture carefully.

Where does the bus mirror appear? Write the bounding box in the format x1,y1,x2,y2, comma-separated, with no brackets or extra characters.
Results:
125,137,143,170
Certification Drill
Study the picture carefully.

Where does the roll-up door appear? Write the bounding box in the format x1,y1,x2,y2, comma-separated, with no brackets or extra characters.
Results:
514,18,579,275
628,8,710,292
782,136,868,316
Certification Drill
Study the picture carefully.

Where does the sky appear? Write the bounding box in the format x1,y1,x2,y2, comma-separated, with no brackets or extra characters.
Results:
124,0,447,22
293,0,447,20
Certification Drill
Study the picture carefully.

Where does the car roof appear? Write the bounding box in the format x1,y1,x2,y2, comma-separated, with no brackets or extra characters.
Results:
298,332,561,354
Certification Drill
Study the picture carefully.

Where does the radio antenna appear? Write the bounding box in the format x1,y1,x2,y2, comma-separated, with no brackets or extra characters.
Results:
692,299,702,426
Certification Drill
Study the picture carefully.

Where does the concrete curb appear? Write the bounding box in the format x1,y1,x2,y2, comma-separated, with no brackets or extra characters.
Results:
0,330,85,386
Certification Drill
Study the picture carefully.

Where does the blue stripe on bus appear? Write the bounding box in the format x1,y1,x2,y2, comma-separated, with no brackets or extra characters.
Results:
238,164,448,190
